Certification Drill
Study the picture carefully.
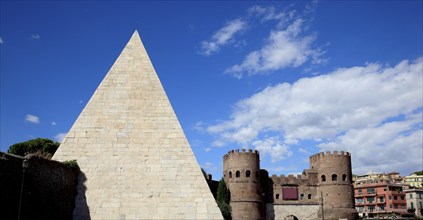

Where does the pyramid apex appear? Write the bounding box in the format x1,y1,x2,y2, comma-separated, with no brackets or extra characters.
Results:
129,30,141,42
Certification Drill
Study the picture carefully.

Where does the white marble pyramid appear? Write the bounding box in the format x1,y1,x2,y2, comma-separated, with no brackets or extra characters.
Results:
53,31,222,220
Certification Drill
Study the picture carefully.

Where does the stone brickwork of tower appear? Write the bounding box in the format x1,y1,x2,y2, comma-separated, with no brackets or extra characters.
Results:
223,149,263,220
310,151,358,220
52,31,222,219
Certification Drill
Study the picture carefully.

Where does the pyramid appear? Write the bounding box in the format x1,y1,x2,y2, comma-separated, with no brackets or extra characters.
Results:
52,31,223,219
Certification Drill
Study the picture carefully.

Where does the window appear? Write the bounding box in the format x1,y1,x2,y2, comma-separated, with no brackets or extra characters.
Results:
276,194,279,199
236,171,240,178
400,196,404,200
379,196,384,203
394,205,398,209
384,187,387,191
394,196,397,200
389,195,392,200
419,202,422,209
411,202,414,209
410,194,413,199
358,189,362,195
357,206,364,212
367,197,374,203
379,205,385,210
256,171,259,178
342,174,347,181
246,170,251,177
300,194,304,199
332,174,338,181
368,206,375,212
321,175,326,182
367,188,375,194
356,198,363,203
308,194,312,199
390,204,392,208
229,171,232,178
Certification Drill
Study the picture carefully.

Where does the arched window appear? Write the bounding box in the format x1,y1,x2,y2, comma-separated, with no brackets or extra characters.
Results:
300,194,304,199
229,171,232,178
332,174,337,181
236,170,240,178
308,194,312,199
276,194,280,199
246,170,251,177
342,174,347,181
321,175,326,182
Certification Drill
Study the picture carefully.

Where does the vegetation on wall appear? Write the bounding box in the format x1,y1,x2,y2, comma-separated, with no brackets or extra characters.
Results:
7,138,59,159
216,178,231,220
63,160,80,170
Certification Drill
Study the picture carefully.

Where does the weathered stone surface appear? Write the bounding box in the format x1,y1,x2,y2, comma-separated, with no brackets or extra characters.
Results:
266,203,319,220
52,31,222,219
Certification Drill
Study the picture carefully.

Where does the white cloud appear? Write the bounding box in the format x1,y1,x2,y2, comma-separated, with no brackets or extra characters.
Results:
298,147,309,154
54,133,67,143
200,19,247,56
248,5,289,22
207,57,423,174
0,36,3,44
203,162,218,173
252,136,292,162
51,121,56,126
225,17,324,78
205,147,211,152
319,114,422,175
30,33,40,40
25,114,40,124
79,100,83,104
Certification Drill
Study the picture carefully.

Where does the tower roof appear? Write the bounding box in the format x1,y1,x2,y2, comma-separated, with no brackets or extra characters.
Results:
52,30,222,219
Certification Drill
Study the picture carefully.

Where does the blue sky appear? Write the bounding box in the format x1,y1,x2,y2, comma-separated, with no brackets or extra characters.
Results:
1,1,422,179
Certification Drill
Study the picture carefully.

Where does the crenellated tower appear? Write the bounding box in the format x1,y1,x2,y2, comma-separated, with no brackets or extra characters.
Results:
310,151,358,220
223,149,263,220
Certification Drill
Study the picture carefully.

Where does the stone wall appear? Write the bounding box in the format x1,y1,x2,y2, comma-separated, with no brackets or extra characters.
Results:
0,152,78,220
266,203,319,220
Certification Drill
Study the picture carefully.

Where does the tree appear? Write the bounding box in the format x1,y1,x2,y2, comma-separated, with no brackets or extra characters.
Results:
216,178,231,220
412,170,423,175
7,138,60,159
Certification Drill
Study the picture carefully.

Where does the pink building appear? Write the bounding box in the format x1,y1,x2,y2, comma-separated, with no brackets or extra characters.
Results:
354,181,410,218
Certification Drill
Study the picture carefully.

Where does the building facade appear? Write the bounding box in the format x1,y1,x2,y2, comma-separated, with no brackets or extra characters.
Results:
403,174,423,188
354,172,403,185
354,181,408,218
405,188,423,219
223,149,358,220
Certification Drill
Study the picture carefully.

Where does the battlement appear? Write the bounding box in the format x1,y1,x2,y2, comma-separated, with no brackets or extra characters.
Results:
310,150,351,161
271,174,310,185
223,149,259,160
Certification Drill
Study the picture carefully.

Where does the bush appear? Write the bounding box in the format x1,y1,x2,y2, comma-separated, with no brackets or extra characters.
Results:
63,160,79,170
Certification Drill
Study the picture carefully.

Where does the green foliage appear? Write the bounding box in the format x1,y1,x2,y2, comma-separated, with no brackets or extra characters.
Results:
216,178,231,220
63,160,80,170
412,170,423,175
7,138,60,159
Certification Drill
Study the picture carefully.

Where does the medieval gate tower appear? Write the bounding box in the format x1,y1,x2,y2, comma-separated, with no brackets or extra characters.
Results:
311,151,357,219
223,149,263,220
224,150,358,220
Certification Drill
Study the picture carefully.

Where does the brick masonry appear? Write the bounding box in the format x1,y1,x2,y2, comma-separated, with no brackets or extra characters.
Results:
52,31,222,219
